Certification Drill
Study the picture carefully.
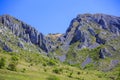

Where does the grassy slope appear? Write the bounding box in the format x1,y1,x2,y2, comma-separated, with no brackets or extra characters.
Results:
0,48,120,80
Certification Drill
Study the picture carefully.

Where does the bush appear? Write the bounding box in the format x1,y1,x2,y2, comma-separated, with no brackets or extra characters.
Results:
7,63,17,71
53,68,63,74
21,68,26,73
11,56,19,62
7,56,19,71
116,71,120,80
68,71,73,78
44,68,47,72
0,57,6,68
77,71,81,75
47,59,56,66
43,62,47,67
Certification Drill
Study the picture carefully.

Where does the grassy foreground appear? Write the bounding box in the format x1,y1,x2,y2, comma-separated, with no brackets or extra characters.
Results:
0,48,120,80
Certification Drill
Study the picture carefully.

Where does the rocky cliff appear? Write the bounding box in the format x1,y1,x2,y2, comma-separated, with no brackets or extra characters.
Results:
0,15,49,52
60,13,120,49
55,13,120,70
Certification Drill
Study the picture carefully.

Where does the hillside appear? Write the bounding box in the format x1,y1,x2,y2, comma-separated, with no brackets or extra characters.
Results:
54,13,120,71
0,13,120,80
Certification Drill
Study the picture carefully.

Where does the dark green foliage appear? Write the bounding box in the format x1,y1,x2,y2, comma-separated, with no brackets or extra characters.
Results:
116,70,120,80
44,68,47,72
68,71,73,78
0,57,6,69
43,62,47,67
7,56,19,71
77,71,81,75
11,56,19,62
89,46,103,60
47,59,56,66
7,63,17,71
21,68,26,73
52,68,63,74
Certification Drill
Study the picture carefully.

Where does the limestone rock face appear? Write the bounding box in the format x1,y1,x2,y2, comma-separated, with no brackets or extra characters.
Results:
0,15,48,52
3,43,12,52
55,14,120,69
99,48,112,59
60,14,120,49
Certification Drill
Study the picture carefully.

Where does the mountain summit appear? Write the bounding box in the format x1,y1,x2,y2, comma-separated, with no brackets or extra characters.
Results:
57,13,120,70
0,13,120,71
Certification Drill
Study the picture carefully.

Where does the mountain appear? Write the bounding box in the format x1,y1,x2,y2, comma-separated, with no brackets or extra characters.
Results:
0,13,120,73
56,13,120,70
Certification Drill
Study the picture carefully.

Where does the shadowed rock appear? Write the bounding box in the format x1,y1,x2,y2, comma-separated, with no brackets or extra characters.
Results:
99,48,112,59
3,43,12,52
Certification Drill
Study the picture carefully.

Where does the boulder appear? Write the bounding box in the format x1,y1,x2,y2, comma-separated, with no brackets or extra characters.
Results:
18,41,24,48
81,57,92,68
3,44,12,52
95,34,106,44
99,48,112,59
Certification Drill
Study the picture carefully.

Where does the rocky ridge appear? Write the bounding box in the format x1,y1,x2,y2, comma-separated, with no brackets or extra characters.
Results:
0,15,49,52
55,13,120,70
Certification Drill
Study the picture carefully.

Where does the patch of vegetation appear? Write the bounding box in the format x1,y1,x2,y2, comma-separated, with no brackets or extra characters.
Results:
84,63,94,70
7,63,17,71
47,59,57,66
47,75,60,80
0,46,119,80
0,57,6,69
73,21,79,27
7,55,19,71
52,68,63,74
89,45,103,60
68,71,73,78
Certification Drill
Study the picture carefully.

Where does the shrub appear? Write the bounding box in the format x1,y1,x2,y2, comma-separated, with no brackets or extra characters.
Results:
68,71,73,78
53,68,63,74
116,71,120,80
11,56,19,62
77,71,81,75
7,63,17,71
43,62,47,67
21,68,26,73
44,68,47,72
0,57,6,68
47,59,56,66
7,56,19,71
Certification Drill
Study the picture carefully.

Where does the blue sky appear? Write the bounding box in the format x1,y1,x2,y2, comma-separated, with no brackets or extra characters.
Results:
0,0,120,35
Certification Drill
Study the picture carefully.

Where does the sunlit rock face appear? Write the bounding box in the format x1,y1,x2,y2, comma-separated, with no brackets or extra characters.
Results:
0,15,48,52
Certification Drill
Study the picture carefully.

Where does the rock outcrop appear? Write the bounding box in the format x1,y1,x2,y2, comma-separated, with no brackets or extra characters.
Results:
55,13,120,70
59,13,120,49
0,15,48,52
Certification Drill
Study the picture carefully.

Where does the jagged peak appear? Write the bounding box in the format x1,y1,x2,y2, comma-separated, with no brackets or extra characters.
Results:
0,14,38,31
1,14,13,17
0,14,18,21
76,13,119,18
